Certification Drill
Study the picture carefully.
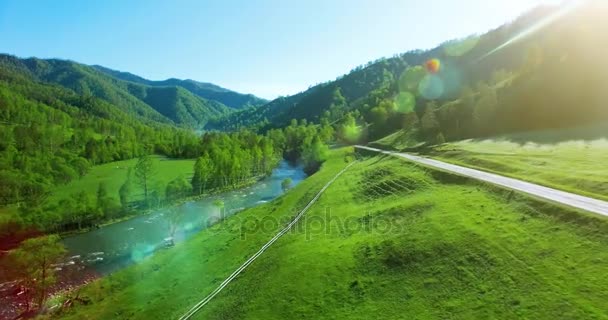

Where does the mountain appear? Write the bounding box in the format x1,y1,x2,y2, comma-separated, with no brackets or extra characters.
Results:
0,55,265,128
211,2,606,139
0,54,206,210
92,65,268,110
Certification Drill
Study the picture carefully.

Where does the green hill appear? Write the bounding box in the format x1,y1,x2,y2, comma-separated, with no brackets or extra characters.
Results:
59,149,608,319
0,55,205,234
212,2,608,145
92,65,268,110
0,55,267,128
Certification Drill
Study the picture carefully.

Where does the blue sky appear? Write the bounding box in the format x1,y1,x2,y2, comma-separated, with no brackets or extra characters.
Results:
0,0,560,99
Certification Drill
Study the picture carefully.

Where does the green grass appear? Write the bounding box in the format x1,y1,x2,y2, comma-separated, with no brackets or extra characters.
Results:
427,128,608,201
55,150,608,319
1,156,195,225
47,155,195,208
370,128,423,150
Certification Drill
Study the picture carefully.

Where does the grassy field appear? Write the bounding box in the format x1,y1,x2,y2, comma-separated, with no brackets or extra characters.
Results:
55,149,608,319
370,128,422,150
0,156,195,228
47,156,195,208
427,126,608,201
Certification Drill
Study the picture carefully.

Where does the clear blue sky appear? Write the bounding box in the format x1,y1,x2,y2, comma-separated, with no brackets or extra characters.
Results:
0,0,559,99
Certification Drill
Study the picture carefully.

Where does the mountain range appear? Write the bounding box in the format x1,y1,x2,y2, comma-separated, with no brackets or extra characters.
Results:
0,55,267,128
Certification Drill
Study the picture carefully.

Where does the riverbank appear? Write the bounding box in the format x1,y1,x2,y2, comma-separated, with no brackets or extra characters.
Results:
57,147,608,320
57,172,272,238
2,160,303,319
47,148,353,319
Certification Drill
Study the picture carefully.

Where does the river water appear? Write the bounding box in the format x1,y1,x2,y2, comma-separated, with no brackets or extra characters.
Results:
60,160,306,275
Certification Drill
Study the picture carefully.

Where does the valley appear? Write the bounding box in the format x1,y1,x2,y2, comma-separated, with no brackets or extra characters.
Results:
2,1,608,319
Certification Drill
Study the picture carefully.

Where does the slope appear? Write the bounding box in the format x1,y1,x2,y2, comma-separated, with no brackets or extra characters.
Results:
212,2,608,144
0,55,231,127
93,65,268,110
58,150,608,320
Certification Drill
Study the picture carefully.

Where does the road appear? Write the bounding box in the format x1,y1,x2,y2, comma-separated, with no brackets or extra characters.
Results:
355,145,608,217
178,161,357,320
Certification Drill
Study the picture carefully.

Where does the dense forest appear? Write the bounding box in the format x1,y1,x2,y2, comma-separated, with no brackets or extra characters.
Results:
212,2,608,146
0,60,333,234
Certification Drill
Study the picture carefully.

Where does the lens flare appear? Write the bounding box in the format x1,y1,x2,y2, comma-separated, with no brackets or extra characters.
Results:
425,59,441,74
131,243,155,263
394,91,416,114
437,62,464,98
399,66,426,92
478,0,583,62
418,75,444,100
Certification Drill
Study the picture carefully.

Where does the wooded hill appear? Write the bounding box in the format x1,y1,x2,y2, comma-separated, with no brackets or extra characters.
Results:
212,2,608,146
0,55,266,128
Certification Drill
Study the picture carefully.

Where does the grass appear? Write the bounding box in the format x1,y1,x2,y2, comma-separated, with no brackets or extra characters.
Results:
370,128,423,151
47,155,195,208
53,149,608,319
0,156,195,227
427,127,608,201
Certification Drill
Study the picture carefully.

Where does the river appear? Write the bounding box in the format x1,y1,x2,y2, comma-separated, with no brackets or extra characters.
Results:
60,160,306,275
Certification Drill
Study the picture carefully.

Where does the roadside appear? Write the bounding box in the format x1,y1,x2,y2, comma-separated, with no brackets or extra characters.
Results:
355,145,608,217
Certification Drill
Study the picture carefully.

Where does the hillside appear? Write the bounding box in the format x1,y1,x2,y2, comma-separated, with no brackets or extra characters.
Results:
0,56,205,235
58,149,608,319
92,65,267,110
212,2,608,145
423,123,608,202
0,55,266,128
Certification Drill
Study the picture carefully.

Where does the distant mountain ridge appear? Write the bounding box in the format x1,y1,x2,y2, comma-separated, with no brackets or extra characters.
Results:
0,54,267,127
92,65,267,110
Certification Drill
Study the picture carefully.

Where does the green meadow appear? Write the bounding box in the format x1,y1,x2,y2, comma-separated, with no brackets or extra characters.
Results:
428,126,608,201
48,156,195,208
55,148,608,319
1,156,195,229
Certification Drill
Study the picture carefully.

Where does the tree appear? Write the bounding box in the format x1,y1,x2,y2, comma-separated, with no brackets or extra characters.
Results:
473,82,498,135
166,176,191,202
420,103,440,138
134,155,155,207
191,156,213,195
281,178,293,192
96,182,110,216
72,191,91,229
10,235,66,312
119,168,134,210
302,136,329,175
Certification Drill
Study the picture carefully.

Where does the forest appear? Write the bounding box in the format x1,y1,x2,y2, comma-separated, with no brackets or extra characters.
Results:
0,52,334,241
213,3,608,148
